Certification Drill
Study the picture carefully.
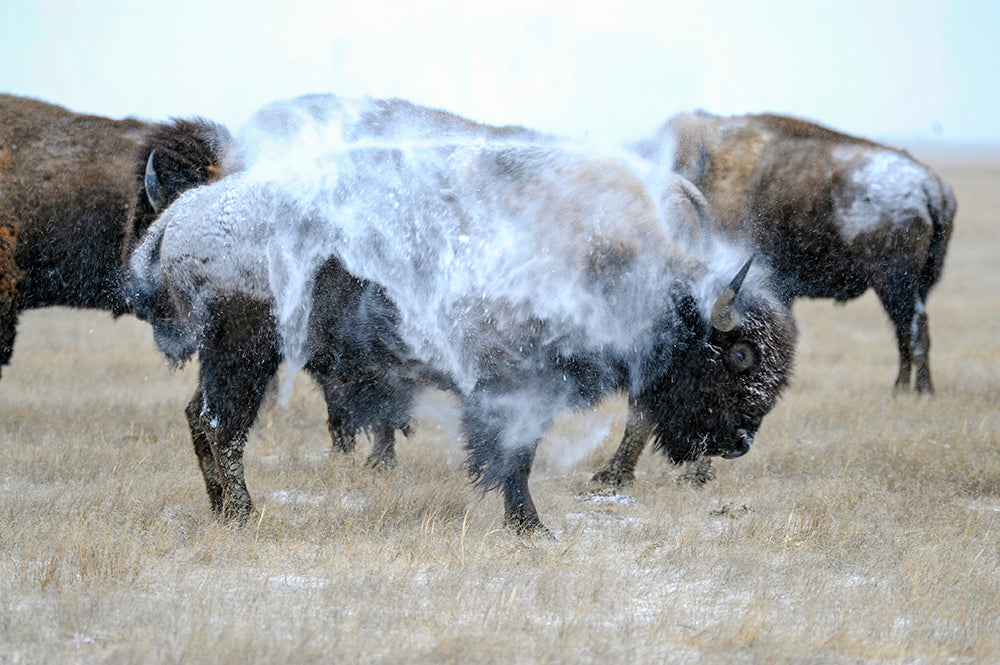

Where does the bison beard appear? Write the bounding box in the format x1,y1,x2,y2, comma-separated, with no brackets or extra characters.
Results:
129,96,796,533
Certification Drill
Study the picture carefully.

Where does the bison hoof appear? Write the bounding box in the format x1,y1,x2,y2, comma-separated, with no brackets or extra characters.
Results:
676,458,714,487
591,466,635,487
215,501,254,526
365,453,398,470
329,430,357,454
507,515,554,539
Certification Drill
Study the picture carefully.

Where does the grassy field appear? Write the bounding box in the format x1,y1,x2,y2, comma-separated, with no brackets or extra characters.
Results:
1,153,998,664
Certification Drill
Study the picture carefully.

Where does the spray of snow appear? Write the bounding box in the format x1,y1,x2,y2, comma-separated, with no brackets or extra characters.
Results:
209,96,690,398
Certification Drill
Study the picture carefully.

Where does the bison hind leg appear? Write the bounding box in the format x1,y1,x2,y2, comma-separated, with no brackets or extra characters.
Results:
873,272,933,395
462,394,551,535
911,301,933,394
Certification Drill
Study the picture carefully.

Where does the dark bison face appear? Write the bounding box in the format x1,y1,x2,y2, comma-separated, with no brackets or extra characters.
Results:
641,268,797,463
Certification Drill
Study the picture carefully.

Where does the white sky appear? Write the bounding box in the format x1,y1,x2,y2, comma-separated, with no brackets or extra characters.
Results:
1,0,998,147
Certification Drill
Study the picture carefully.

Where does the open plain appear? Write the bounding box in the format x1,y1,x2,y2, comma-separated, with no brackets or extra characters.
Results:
1,152,998,664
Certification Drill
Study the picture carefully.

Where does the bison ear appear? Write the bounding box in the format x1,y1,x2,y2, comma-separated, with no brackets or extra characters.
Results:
144,150,166,214
710,256,753,332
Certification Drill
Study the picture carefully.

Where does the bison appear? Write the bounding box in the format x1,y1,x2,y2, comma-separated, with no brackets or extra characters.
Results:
632,111,955,395
128,95,797,533
0,94,151,373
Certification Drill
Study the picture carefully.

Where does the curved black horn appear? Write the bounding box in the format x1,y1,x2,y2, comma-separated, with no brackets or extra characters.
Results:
710,256,753,332
144,150,166,214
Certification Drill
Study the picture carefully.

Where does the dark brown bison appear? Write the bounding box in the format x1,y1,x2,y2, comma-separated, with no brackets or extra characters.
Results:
0,93,151,372
128,95,797,533
592,111,957,487
632,111,955,395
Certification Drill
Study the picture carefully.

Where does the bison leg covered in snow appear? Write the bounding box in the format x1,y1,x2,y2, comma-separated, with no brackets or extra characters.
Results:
635,111,955,394
130,95,796,532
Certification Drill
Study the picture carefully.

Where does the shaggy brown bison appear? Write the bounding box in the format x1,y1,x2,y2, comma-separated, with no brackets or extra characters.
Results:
0,93,151,373
632,111,955,395
128,94,796,533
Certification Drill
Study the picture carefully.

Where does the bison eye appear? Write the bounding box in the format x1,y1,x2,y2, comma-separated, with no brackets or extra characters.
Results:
726,342,757,373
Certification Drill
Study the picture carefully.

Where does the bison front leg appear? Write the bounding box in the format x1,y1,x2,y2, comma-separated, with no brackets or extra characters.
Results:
501,446,545,534
188,369,273,524
366,424,398,469
312,376,357,454
592,402,654,486
186,389,225,513
326,403,357,455
190,299,282,523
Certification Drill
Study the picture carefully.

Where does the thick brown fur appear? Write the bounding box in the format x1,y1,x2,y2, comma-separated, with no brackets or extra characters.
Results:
122,118,232,266
657,111,956,394
0,93,151,373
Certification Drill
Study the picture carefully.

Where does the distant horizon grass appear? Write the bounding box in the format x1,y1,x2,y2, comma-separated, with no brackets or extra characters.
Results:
1,155,998,664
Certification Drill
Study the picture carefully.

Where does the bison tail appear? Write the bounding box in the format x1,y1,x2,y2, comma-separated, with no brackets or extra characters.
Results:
918,177,957,301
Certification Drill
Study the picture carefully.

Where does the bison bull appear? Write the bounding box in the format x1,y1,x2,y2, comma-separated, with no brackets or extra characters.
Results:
632,111,955,395
129,95,796,532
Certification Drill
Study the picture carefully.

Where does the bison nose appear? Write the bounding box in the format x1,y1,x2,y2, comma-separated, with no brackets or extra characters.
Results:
721,430,753,459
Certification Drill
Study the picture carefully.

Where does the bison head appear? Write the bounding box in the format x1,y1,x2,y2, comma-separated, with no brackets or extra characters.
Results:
640,259,796,463
122,118,232,266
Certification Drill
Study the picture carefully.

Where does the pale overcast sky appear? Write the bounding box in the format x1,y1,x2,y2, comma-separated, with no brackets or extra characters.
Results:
1,0,997,147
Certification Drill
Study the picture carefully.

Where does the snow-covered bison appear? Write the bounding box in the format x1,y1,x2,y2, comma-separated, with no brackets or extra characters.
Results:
631,111,955,394
129,95,797,533
0,94,150,373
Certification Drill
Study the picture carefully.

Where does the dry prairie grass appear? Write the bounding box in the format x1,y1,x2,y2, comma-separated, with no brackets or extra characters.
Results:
1,154,998,664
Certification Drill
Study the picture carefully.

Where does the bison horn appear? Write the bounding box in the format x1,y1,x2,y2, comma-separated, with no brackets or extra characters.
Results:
710,256,753,332
144,150,166,214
